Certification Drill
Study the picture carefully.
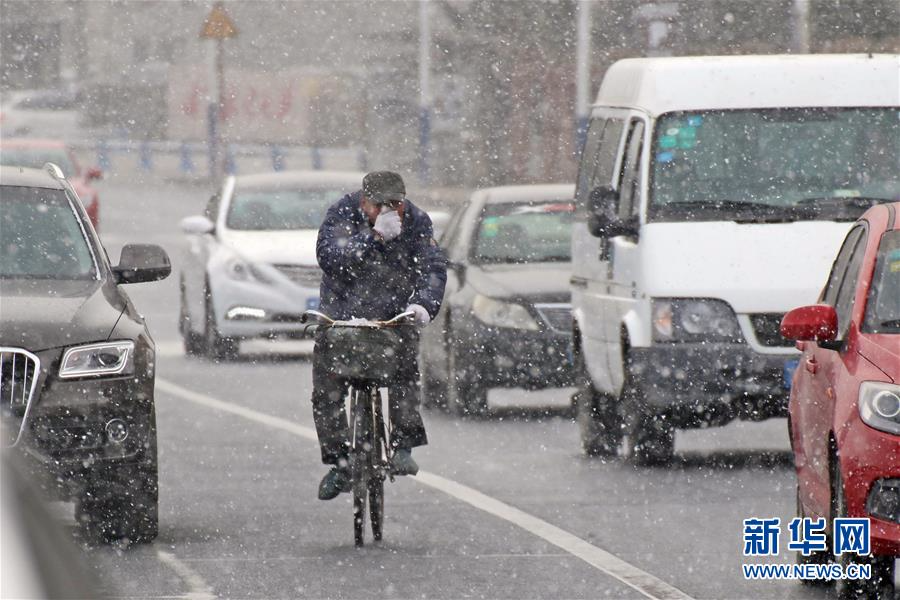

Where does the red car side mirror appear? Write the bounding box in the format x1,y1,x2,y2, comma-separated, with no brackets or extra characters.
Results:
86,167,103,181
780,305,838,342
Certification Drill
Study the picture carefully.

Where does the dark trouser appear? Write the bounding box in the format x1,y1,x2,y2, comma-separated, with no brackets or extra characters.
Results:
311,327,428,465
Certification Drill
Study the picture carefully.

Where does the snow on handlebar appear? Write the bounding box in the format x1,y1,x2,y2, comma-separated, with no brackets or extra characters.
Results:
300,310,416,329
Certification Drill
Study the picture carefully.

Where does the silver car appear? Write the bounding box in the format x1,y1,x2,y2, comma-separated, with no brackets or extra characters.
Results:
178,170,365,359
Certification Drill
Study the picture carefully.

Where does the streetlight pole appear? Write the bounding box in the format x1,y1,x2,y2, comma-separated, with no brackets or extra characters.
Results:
418,0,432,185
575,0,591,154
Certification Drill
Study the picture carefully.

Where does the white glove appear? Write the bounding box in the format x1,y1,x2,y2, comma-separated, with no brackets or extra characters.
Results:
373,209,402,241
406,303,431,325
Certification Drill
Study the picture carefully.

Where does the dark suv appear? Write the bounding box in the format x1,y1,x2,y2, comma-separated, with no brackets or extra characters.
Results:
1,164,170,543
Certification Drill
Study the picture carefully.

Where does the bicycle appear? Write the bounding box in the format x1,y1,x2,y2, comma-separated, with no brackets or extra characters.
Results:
302,309,414,547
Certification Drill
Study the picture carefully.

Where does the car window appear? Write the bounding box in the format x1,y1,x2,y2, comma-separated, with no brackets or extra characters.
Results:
618,118,645,220
0,148,78,178
575,117,606,218
832,227,868,339
439,203,467,248
862,229,900,334
471,201,574,264
821,225,864,305
0,185,96,279
226,188,347,230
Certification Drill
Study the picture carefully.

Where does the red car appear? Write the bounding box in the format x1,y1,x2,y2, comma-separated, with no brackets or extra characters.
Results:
782,202,900,598
0,138,102,229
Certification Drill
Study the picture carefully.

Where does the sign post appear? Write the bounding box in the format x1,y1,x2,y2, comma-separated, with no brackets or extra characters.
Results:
200,2,237,182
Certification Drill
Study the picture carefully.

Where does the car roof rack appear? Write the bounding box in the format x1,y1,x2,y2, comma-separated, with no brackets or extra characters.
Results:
43,162,65,180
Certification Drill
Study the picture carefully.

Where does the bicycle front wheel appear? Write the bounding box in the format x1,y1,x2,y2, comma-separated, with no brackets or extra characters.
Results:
352,458,367,547
368,477,384,541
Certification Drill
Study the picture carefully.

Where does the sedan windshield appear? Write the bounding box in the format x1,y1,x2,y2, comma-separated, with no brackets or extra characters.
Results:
650,108,899,222
226,188,346,230
472,201,574,264
0,186,95,279
863,230,900,334
0,148,77,178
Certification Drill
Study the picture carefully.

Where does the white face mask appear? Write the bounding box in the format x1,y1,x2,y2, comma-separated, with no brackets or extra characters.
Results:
379,205,396,215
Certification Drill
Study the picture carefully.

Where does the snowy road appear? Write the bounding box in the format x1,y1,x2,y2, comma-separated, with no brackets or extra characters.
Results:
74,174,840,599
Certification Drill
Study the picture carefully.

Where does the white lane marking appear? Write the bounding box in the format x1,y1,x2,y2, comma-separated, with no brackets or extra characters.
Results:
156,378,694,600
154,340,315,359
156,550,216,600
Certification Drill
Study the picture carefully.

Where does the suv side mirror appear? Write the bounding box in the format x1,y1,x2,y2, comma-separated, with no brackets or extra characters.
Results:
113,244,171,284
780,304,841,349
587,186,638,238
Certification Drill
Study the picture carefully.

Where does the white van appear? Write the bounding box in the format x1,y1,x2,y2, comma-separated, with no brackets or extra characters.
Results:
571,54,900,464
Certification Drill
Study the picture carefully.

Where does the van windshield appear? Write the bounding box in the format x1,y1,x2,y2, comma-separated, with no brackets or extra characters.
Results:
649,108,899,223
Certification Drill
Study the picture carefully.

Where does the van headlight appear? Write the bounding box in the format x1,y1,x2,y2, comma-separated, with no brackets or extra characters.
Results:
652,298,741,342
858,382,900,435
472,295,539,330
60,341,134,379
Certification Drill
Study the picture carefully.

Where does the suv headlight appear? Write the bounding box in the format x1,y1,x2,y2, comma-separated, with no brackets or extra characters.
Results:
652,298,741,343
472,295,539,331
858,382,900,435
60,341,135,379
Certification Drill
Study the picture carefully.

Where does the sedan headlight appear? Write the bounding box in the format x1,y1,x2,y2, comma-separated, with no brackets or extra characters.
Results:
225,257,273,285
858,382,900,435
652,298,741,342
472,295,539,331
60,341,134,379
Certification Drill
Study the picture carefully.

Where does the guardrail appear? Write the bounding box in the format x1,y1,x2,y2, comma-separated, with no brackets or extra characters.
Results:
68,140,368,180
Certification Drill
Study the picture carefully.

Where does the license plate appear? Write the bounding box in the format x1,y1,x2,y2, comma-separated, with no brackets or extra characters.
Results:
783,359,800,389
306,297,320,310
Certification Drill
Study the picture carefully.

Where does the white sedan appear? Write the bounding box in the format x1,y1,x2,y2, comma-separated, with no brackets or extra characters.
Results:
178,170,365,359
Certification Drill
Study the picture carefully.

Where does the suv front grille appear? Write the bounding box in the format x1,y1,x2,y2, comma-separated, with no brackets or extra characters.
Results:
1,348,41,447
273,264,322,289
750,313,790,348
534,303,572,334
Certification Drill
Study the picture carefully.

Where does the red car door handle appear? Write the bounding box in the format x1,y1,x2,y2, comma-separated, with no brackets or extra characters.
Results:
805,357,818,374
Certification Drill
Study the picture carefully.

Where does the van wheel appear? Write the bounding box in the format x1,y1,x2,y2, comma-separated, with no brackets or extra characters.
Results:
622,355,674,466
573,337,619,457
832,454,895,599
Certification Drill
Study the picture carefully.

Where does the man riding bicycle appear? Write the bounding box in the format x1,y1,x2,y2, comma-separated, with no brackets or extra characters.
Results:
313,171,447,500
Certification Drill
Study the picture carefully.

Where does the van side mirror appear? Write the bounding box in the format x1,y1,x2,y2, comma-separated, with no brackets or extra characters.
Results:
113,244,171,284
587,186,638,238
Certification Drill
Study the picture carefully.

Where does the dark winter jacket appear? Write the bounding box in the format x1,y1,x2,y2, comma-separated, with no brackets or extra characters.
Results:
316,191,447,321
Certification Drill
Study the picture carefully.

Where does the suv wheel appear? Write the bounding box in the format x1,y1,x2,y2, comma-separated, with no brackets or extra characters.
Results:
77,416,159,545
832,454,895,599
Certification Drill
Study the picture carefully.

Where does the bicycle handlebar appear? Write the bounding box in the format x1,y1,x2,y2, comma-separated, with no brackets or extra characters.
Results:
301,310,416,330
